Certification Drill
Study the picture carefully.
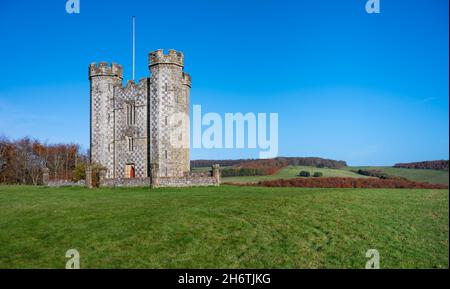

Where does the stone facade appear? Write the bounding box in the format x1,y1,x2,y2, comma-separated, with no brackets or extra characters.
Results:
89,49,218,187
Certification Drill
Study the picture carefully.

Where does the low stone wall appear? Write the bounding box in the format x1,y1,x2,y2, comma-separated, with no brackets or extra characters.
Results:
100,177,151,187
152,175,218,188
187,171,212,177
88,164,221,188
47,180,86,187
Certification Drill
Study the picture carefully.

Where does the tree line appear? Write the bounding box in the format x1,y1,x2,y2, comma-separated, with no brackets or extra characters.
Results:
393,160,449,170
0,136,88,185
191,157,347,170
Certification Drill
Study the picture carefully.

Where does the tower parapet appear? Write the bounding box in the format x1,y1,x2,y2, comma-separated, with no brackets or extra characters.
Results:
182,72,191,87
149,49,184,67
89,62,123,79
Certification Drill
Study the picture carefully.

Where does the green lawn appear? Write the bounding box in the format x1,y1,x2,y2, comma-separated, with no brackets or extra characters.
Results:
0,185,448,268
222,165,368,184
344,166,449,186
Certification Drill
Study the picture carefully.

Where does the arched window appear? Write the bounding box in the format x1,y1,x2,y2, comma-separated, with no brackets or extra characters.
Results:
127,137,134,151
126,103,135,125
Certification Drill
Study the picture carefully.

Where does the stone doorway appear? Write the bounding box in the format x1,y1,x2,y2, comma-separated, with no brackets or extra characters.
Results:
125,164,135,178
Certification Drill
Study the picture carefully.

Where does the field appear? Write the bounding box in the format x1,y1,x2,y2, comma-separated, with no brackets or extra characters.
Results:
0,185,448,268
219,165,449,186
343,166,449,186
222,165,368,184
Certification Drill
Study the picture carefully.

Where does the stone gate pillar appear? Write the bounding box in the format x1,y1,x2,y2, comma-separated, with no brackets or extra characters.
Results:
99,167,107,187
42,168,50,186
212,164,220,186
85,165,93,188
150,164,159,188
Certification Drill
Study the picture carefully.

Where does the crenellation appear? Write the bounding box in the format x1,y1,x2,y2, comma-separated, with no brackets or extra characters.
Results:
149,49,184,67
89,62,123,79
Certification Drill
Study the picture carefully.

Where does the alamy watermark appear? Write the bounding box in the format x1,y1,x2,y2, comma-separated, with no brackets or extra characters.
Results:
65,249,80,269
365,249,380,269
66,0,80,14
167,105,279,159
365,0,380,14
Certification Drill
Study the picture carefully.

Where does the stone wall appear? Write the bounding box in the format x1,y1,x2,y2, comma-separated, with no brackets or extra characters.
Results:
100,177,151,187
152,176,219,188
47,180,86,187
97,168,220,188
98,175,217,188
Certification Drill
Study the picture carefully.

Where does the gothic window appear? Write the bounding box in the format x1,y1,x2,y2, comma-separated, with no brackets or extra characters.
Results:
127,137,134,151
164,83,168,92
126,103,135,125
165,150,168,160
165,116,168,126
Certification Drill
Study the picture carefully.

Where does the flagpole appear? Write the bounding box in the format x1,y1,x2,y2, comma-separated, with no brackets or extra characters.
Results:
132,16,136,81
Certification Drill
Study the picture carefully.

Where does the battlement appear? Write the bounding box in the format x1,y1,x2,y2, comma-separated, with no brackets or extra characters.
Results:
122,77,148,89
89,62,123,79
149,49,184,67
182,72,191,87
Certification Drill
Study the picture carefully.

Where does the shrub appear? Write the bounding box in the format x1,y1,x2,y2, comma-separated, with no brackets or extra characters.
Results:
299,171,311,177
72,163,86,181
353,169,404,180
313,172,323,177
221,167,265,177
256,177,448,189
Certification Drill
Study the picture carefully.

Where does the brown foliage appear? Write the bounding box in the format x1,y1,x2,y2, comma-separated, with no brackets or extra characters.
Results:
255,177,448,189
233,158,288,175
393,160,449,170
0,136,88,185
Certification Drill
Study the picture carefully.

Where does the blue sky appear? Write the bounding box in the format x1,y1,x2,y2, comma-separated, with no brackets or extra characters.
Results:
0,0,448,165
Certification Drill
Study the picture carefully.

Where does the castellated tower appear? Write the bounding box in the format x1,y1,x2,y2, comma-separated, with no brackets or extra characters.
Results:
88,49,210,187
149,49,191,178
89,62,123,178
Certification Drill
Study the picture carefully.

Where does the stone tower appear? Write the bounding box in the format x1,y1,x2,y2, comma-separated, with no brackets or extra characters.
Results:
89,62,123,178
149,49,190,178
89,49,209,187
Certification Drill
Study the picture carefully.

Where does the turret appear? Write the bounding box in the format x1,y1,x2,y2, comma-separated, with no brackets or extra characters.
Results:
89,62,123,178
149,49,184,68
182,72,191,87
148,49,190,177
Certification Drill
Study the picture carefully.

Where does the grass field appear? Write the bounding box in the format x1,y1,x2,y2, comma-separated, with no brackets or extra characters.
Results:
222,165,368,184
0,185,448,268
219,165,449,185
344,166,449,186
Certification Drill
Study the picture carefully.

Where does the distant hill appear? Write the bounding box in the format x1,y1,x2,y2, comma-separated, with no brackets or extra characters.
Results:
393,160,449,170
191,157,347,169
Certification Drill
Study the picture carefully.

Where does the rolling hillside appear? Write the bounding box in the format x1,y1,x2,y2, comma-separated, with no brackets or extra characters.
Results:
343,166,449,186
221,165,369,184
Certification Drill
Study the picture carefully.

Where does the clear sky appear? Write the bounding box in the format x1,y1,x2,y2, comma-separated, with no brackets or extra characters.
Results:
0,0,448,165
